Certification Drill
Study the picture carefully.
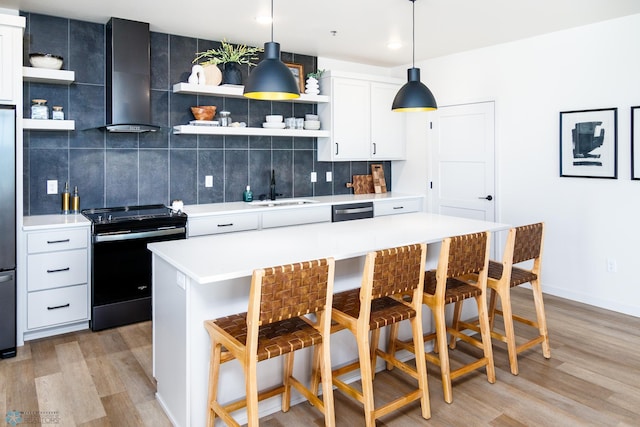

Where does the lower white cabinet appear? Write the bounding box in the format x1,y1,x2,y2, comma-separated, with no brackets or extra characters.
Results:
374,197,423,216
24,225,90,336
261,205,330,229
187,212,259,237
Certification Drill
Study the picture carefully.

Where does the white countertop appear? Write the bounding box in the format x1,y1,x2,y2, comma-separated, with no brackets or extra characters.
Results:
23,213,91,230
182,192,420,217
148,212,510,285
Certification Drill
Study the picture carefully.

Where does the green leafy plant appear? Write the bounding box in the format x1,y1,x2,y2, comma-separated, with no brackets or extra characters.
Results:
193,39,263,66
306,69,326,79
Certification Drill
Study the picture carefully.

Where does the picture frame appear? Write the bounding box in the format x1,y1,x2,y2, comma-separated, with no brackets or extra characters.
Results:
284,62,305,93
559,108,617,179
632,106,640,180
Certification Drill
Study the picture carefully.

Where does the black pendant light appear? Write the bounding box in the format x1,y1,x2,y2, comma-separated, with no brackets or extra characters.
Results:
244,0,300,100
392,0,437,112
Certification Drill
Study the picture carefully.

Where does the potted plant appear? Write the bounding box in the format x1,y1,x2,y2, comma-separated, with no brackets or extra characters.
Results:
305,69,325,95
193,39,263,85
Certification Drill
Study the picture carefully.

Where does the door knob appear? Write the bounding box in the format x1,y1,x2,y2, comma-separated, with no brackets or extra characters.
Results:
478,195,493,201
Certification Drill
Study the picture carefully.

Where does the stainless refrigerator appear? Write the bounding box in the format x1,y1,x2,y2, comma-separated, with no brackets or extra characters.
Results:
0,105,16,358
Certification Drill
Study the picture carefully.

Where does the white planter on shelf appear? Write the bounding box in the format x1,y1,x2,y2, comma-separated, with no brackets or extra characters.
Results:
305,77,319,95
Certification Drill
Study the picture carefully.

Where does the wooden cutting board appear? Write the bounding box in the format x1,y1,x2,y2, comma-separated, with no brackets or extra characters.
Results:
371,164,387,193
346,174,374,194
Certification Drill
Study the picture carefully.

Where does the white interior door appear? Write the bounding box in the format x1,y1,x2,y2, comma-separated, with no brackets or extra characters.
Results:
431,101,495,222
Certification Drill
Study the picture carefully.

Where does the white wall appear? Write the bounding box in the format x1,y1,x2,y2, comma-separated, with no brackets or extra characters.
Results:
395,14,640,317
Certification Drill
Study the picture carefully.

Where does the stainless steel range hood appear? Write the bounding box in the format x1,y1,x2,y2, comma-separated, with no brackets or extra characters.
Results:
102,18,159,133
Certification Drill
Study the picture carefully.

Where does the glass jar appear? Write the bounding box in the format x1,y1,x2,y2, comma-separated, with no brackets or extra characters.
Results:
52,106,64,120
219,111,232,127
31,99,49,120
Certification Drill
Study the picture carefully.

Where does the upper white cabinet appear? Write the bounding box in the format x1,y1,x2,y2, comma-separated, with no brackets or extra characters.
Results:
317,71,406,161
0,14,25,104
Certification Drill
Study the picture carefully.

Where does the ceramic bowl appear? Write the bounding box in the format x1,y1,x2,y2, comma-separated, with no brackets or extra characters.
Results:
265,114,283,123
305,114,319,121
29,53,64,70
303,120,321,130
190,106,217,121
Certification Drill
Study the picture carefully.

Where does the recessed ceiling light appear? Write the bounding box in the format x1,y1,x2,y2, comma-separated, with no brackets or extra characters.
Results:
388,41,402,50
256,15,272,25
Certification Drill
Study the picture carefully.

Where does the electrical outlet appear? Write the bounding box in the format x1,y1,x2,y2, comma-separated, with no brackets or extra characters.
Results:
606,258,617,273
47,180,58,195
326,171,332,182
176,271,186,289
205,175,213,188
310,172,317,183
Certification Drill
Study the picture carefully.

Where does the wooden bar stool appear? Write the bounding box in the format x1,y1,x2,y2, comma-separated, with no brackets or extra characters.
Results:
391,231,495,404
324,244,430,427
203,258,336,427
451,222,550,375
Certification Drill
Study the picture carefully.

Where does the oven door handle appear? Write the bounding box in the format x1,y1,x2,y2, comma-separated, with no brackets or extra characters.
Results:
93,227,186,243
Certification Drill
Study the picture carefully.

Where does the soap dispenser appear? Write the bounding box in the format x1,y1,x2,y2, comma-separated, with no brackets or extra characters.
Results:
243,185,253,202
61,182,70,214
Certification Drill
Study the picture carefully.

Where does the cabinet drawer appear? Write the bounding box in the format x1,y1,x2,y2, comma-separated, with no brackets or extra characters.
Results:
262,206,330,229
27,249,87,291
28,228,88,253
188,213,259,237
374,198,422,216
27,284,88,330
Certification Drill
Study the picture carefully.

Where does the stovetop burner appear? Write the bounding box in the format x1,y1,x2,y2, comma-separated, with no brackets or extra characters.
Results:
82,204,187,234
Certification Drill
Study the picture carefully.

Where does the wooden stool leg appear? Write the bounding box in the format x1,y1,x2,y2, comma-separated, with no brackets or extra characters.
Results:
386,323,399,371
319,341,336,427
499,288,520,375
311,343,322,398
206,342,222,427
411,315,431,419
531,279,551,358
476,294,496,383
282,352,294,412
357,333,376,427
488,288,499,330
245,356,260,426
449,301,463,349
433,306,453,403
370,328,381,379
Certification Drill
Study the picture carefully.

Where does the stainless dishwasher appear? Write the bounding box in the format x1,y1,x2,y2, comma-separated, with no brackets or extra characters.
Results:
331,202,374,222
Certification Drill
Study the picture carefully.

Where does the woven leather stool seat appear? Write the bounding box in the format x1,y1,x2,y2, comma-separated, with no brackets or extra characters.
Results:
204,258,336,427
424,272,483,303
488,260,537,287
212,313,323,361
322,244,430,427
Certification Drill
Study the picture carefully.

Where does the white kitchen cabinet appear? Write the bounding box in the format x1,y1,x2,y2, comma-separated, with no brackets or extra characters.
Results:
261,205,330,229
24,225,90,336
374,197,423,216
317,71,406,161
187,212,259,237
0,15,25,104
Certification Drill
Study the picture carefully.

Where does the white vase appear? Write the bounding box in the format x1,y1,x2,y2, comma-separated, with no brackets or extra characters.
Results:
305,77,319,95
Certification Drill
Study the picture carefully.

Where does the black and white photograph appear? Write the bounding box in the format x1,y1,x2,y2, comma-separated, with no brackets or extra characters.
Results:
632,106,640,180
560,108,618,178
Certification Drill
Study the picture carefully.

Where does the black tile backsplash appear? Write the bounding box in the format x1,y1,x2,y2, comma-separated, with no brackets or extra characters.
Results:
21,12,391,215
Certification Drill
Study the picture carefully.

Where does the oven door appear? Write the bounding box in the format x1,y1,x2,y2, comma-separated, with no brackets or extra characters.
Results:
91,227,185,330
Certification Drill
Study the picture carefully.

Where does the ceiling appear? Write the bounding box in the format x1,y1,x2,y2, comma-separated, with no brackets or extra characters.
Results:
4,0,640,67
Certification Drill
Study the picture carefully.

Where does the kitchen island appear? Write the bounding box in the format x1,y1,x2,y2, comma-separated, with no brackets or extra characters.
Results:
148,212,509,426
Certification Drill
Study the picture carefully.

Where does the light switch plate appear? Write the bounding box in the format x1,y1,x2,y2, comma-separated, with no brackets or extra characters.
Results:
47,180,58,194
310,172,317,183
205,175,213,187
326,171,332,182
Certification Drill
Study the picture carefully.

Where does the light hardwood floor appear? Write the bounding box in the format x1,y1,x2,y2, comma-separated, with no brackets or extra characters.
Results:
2,288,639,426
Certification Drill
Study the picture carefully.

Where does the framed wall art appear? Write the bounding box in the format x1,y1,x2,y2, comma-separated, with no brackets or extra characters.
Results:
283,62,305,93
632,106,640,180
559,108,617,179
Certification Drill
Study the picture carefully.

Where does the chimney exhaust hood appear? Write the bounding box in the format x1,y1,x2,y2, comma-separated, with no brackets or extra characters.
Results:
102,18,159,133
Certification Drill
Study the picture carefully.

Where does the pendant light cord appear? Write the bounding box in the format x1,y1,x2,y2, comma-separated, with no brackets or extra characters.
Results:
270,0,274,42
412,0,416,68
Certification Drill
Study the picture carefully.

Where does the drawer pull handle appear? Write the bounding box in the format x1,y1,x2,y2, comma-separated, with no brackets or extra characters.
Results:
217,223,234,227
137,285,148,291
47,239,70,244
47,303,70,310
392,206,404,210
47,267,70,273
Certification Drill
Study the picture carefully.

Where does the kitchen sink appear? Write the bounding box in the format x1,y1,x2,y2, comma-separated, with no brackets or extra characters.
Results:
248,198,318,207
